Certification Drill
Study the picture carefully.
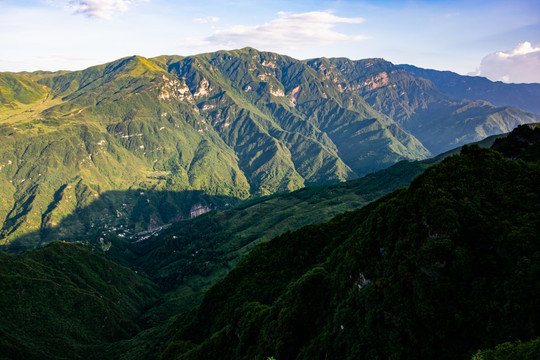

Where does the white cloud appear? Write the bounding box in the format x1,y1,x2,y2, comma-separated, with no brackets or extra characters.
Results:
68,0,149,20
474,42,540,84
194,16,220,24
184,11,367,50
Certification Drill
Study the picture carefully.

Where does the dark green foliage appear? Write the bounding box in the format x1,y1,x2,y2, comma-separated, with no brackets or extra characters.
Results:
158,139,540,360
473,338,540,360
0,242,158,359
491,123,540,160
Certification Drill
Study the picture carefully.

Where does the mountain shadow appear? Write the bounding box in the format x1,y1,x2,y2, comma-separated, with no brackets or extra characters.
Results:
1,189,242,254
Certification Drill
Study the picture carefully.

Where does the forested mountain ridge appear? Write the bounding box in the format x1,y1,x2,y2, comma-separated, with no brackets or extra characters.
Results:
1,48,538,250
0,125,538,360
155,124,540,360
0,241,159,359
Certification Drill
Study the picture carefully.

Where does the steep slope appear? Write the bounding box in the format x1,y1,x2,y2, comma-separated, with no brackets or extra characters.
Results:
0,242,158,360
322,58,540,154
1,49,538,249
160,49,429,181
401,64,540,114
158,126,540,360
0,128,531,360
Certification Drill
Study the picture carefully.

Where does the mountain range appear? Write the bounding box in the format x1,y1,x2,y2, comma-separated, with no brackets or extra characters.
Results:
1,46,539,360
1,48,539,250
1,123,538,360
401,64,540,114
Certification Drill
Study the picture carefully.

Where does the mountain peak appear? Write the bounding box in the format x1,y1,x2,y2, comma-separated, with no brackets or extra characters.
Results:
103,55,166,78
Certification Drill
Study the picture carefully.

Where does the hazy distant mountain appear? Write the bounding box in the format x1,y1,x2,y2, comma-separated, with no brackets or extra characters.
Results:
401,64,540,113
0,48,538,248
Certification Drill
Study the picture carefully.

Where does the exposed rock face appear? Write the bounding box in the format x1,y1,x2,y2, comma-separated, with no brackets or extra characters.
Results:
194,78,212,98
159,75,193,102
270,87,285,97
363,72,389,90
190,204,211,219
289,86,301,107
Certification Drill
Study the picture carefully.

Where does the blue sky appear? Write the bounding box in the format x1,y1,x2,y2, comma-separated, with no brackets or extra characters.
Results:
1,0,539,83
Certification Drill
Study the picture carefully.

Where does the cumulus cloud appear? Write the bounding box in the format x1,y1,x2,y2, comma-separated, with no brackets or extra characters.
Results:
68,0,149,19
188,11,367,50
194,16,220,24
474,42,540,83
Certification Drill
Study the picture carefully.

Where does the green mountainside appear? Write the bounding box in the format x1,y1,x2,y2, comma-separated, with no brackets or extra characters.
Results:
401,64,540,114
0,242,158,360
154,125,540,360
0,125,537,359
1,48,538,250
327,58,540,154
0,73,48,111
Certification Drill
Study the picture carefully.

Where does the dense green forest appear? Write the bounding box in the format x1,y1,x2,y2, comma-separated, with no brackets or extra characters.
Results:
153,124,540,360
0,242,158,359
0,124,538,359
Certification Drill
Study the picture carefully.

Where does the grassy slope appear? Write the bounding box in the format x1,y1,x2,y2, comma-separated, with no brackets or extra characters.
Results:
0,73,48,112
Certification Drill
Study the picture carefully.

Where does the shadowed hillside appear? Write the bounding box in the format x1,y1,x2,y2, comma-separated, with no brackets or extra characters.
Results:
155,124,540,360
0,125,536,360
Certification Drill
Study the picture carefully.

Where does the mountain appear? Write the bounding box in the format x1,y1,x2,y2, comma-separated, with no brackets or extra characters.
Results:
1,48,539,249
401,64,540,114
155,124,540,360
0,125,536,360
328,58,540,154
1,133,501,329
0,241,158,360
